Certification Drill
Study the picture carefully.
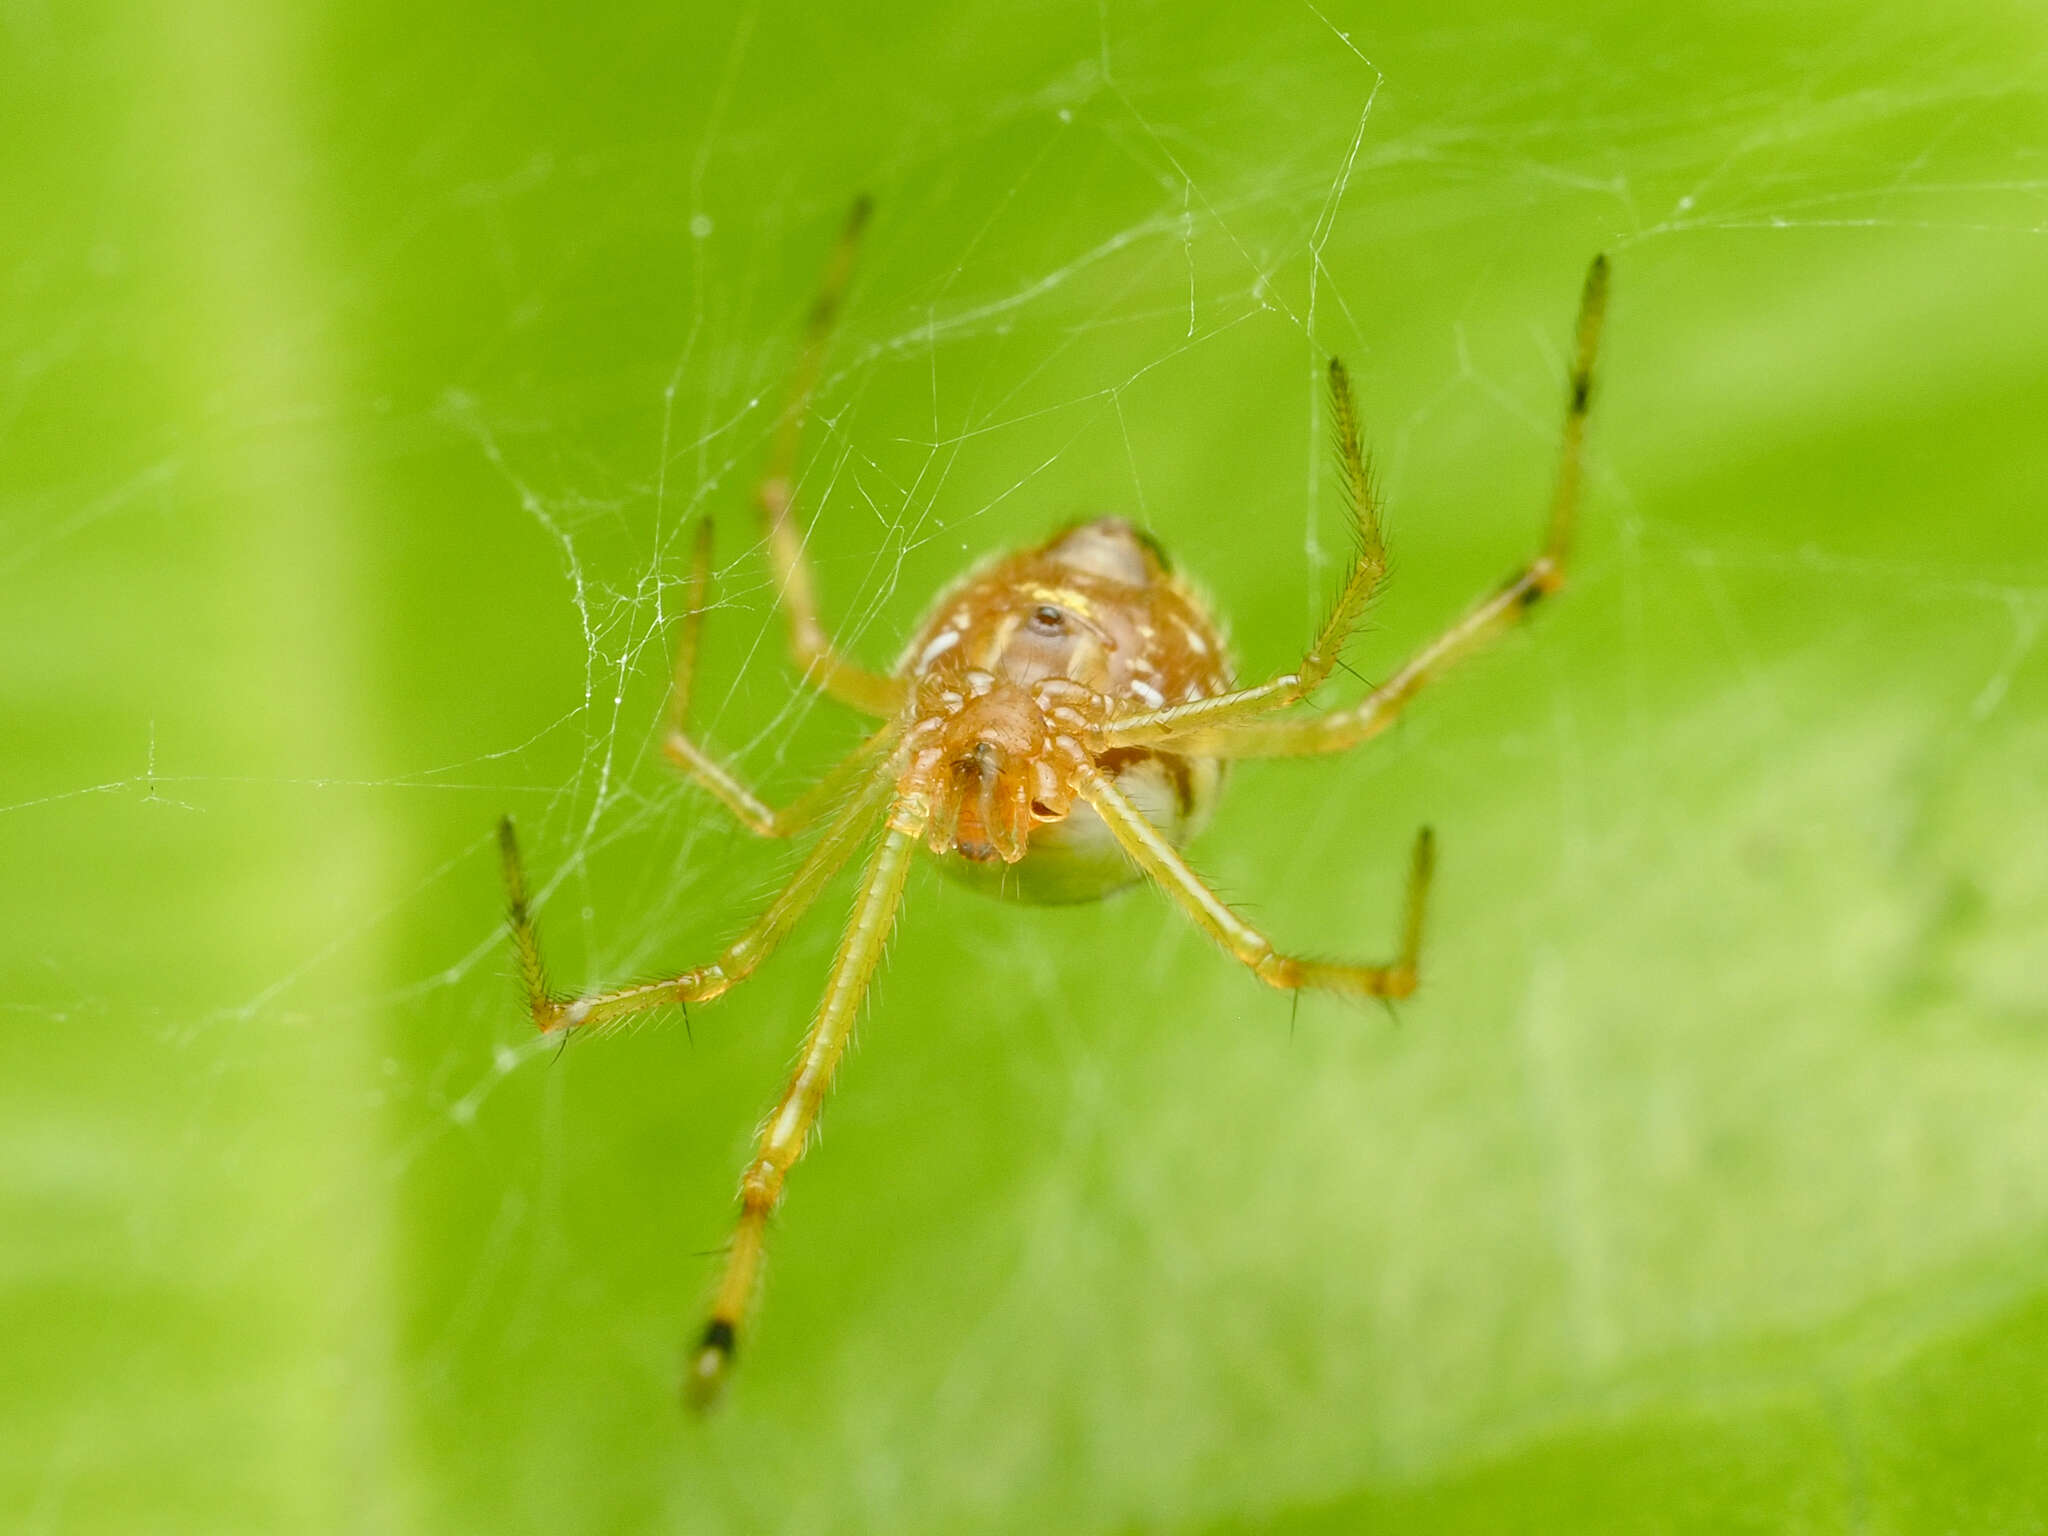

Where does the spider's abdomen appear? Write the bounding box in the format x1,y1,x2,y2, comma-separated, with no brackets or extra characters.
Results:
902,516,1233,904
900,517,1233,704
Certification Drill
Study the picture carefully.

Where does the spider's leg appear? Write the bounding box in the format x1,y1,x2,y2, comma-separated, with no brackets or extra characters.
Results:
663,721,897,840
1094,350,1390,748
1105,255,1608,756
664,520,904,838
756,196,906,719
686,793,923,1412
1168,255,1609,761
1073,762,1433,1001
667,515,716,731
495,747,897,1035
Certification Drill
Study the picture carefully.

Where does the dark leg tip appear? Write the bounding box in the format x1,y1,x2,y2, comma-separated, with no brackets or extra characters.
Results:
684,1318,737,1413
496,816,528,906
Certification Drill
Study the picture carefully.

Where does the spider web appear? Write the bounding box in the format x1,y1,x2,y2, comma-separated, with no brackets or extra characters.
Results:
5,2,2048,1531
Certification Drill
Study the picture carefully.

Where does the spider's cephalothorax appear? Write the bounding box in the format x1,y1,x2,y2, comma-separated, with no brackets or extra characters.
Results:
495,198,1610,1411
899,516,1233,902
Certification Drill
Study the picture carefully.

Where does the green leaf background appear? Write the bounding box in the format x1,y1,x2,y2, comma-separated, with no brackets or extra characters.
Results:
5,1,2045,1531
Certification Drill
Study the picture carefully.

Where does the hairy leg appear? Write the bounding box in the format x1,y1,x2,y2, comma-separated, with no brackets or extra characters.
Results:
1137,254,1609,760
496,749,897,1034
1096,354,1389,748
1073,762,1433,1001
686,794,923,1410
756,197,905,717
664,518,903,837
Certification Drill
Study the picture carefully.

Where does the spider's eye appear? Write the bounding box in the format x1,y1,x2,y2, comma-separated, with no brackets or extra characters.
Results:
1028,604,1067,635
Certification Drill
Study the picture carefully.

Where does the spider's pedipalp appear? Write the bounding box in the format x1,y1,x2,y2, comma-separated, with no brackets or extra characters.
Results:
921,684,1051,865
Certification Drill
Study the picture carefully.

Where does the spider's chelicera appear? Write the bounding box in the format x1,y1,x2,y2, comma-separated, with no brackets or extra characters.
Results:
497,198,1609,1410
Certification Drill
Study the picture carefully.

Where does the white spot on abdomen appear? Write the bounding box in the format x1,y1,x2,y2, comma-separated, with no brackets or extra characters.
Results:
917,630,961,669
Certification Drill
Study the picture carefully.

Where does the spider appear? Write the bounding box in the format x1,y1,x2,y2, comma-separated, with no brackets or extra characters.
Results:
497,198,1609,1410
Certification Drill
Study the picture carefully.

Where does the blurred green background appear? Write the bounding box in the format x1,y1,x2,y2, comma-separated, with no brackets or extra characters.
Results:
5,0,2046,1530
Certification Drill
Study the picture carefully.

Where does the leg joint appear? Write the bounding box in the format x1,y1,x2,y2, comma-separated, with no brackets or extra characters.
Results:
1253,951,1301,990
740,1157,786,1214
1512,555,1565,608
1378,962,1419,1000
677,965,730,1004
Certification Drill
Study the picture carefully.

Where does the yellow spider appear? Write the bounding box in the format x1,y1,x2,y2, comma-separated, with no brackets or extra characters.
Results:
497,198,1609,1408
